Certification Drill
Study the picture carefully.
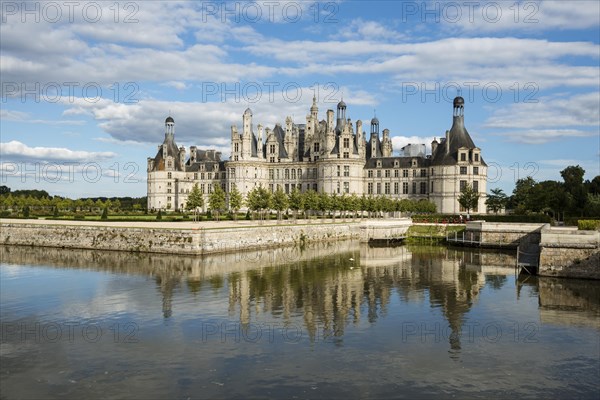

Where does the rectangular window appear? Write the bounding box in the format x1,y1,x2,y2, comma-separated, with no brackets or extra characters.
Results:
460,153,466,162
420,182,426,194
336,181,340,194
337,165,341,177
394,182,399,194
368,182,373,194
412,169,417,177
313,183,318,191
376,182,381,194
298,169,302,178
276,169,280,179
385,182,390,194
473,167,479,175
385,170,390,178
420,169,427,177
285,169,289,179
431,181,434,193
269,169,274,179
344,165,350,177
394,170,399,178
314,143,320,153
412,182,417,194
285,184,289,194
291,169,296,179
460,166,467,175
403,169,408,178
201,184,205,193
194,173,198,180
208,184,212,193
343,137,350,148
403,182,409,194
460,180,467,191
343,152,349,158
270,144,276,154
343,182,349,193
473,180,479,192
474,154,479,162
167,172,172,179
269,184,274,192
368,170,373,178
377,170,381,178
207,172,212,179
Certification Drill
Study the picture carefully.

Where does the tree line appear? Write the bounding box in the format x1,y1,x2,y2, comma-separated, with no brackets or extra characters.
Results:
485,165,600,219
0,186,147,215
185,183,437,220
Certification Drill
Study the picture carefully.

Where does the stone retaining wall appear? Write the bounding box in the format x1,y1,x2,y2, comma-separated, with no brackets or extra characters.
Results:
538,229,600,279
0,219,411,255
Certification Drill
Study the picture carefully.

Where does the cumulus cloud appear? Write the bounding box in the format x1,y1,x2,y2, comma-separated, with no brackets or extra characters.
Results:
0,140,117,162
0,109,85,125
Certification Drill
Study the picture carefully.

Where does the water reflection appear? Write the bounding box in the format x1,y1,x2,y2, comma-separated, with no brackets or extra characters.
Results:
1,243,513,350
1,243,599,399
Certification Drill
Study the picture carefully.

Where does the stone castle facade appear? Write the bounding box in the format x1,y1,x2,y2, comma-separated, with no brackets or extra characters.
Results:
147,96,487,214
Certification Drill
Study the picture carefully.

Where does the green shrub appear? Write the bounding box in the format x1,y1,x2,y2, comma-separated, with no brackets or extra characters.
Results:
156,210,162,220
578,220,600,230
101,207,108,220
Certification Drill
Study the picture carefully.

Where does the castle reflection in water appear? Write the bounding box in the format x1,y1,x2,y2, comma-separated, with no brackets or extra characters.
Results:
1,242,597,350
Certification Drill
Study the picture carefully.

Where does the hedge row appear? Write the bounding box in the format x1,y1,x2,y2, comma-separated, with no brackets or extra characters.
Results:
578,220,600,230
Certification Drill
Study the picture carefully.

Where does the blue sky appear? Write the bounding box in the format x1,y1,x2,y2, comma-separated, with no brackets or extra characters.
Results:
1,0,599,198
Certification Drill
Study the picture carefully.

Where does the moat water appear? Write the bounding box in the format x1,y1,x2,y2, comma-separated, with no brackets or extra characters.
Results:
1,243,599,399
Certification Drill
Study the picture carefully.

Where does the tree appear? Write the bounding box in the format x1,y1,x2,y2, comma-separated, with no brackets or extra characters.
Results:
186,183,204,221
458,183,479,216
246,185,271,220
288,187,304,220
485,188,508,214
317,191,331,218
0,185,10,195
101,207,108,220
156,209,162,220
272,187,289,220
303,190,318,219
561,165,587,216
509,176,536,213
208,185,226,221
22,205,30,218
228,185,243,220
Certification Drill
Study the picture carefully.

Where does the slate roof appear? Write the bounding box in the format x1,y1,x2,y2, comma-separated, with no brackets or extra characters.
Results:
151,133,182,171
430,115,486,166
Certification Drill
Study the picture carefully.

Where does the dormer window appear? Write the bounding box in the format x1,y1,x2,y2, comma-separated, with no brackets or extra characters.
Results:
460,152,466,162
474,153,480,162
412,159,417,167
377,161,382,168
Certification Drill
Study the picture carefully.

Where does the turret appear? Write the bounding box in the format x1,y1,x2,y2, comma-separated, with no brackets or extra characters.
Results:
179,146,186,170
190,146,197,163
431,138,438,155
257,124,264,159
336,99,346,131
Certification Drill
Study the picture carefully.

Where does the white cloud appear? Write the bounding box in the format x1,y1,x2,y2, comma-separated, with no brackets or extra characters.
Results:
59,86,376,150
444,1,600,33
0,140,117,162
485,92,600,129
500,129,597,145
0,109,85,125
392,136,436,155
